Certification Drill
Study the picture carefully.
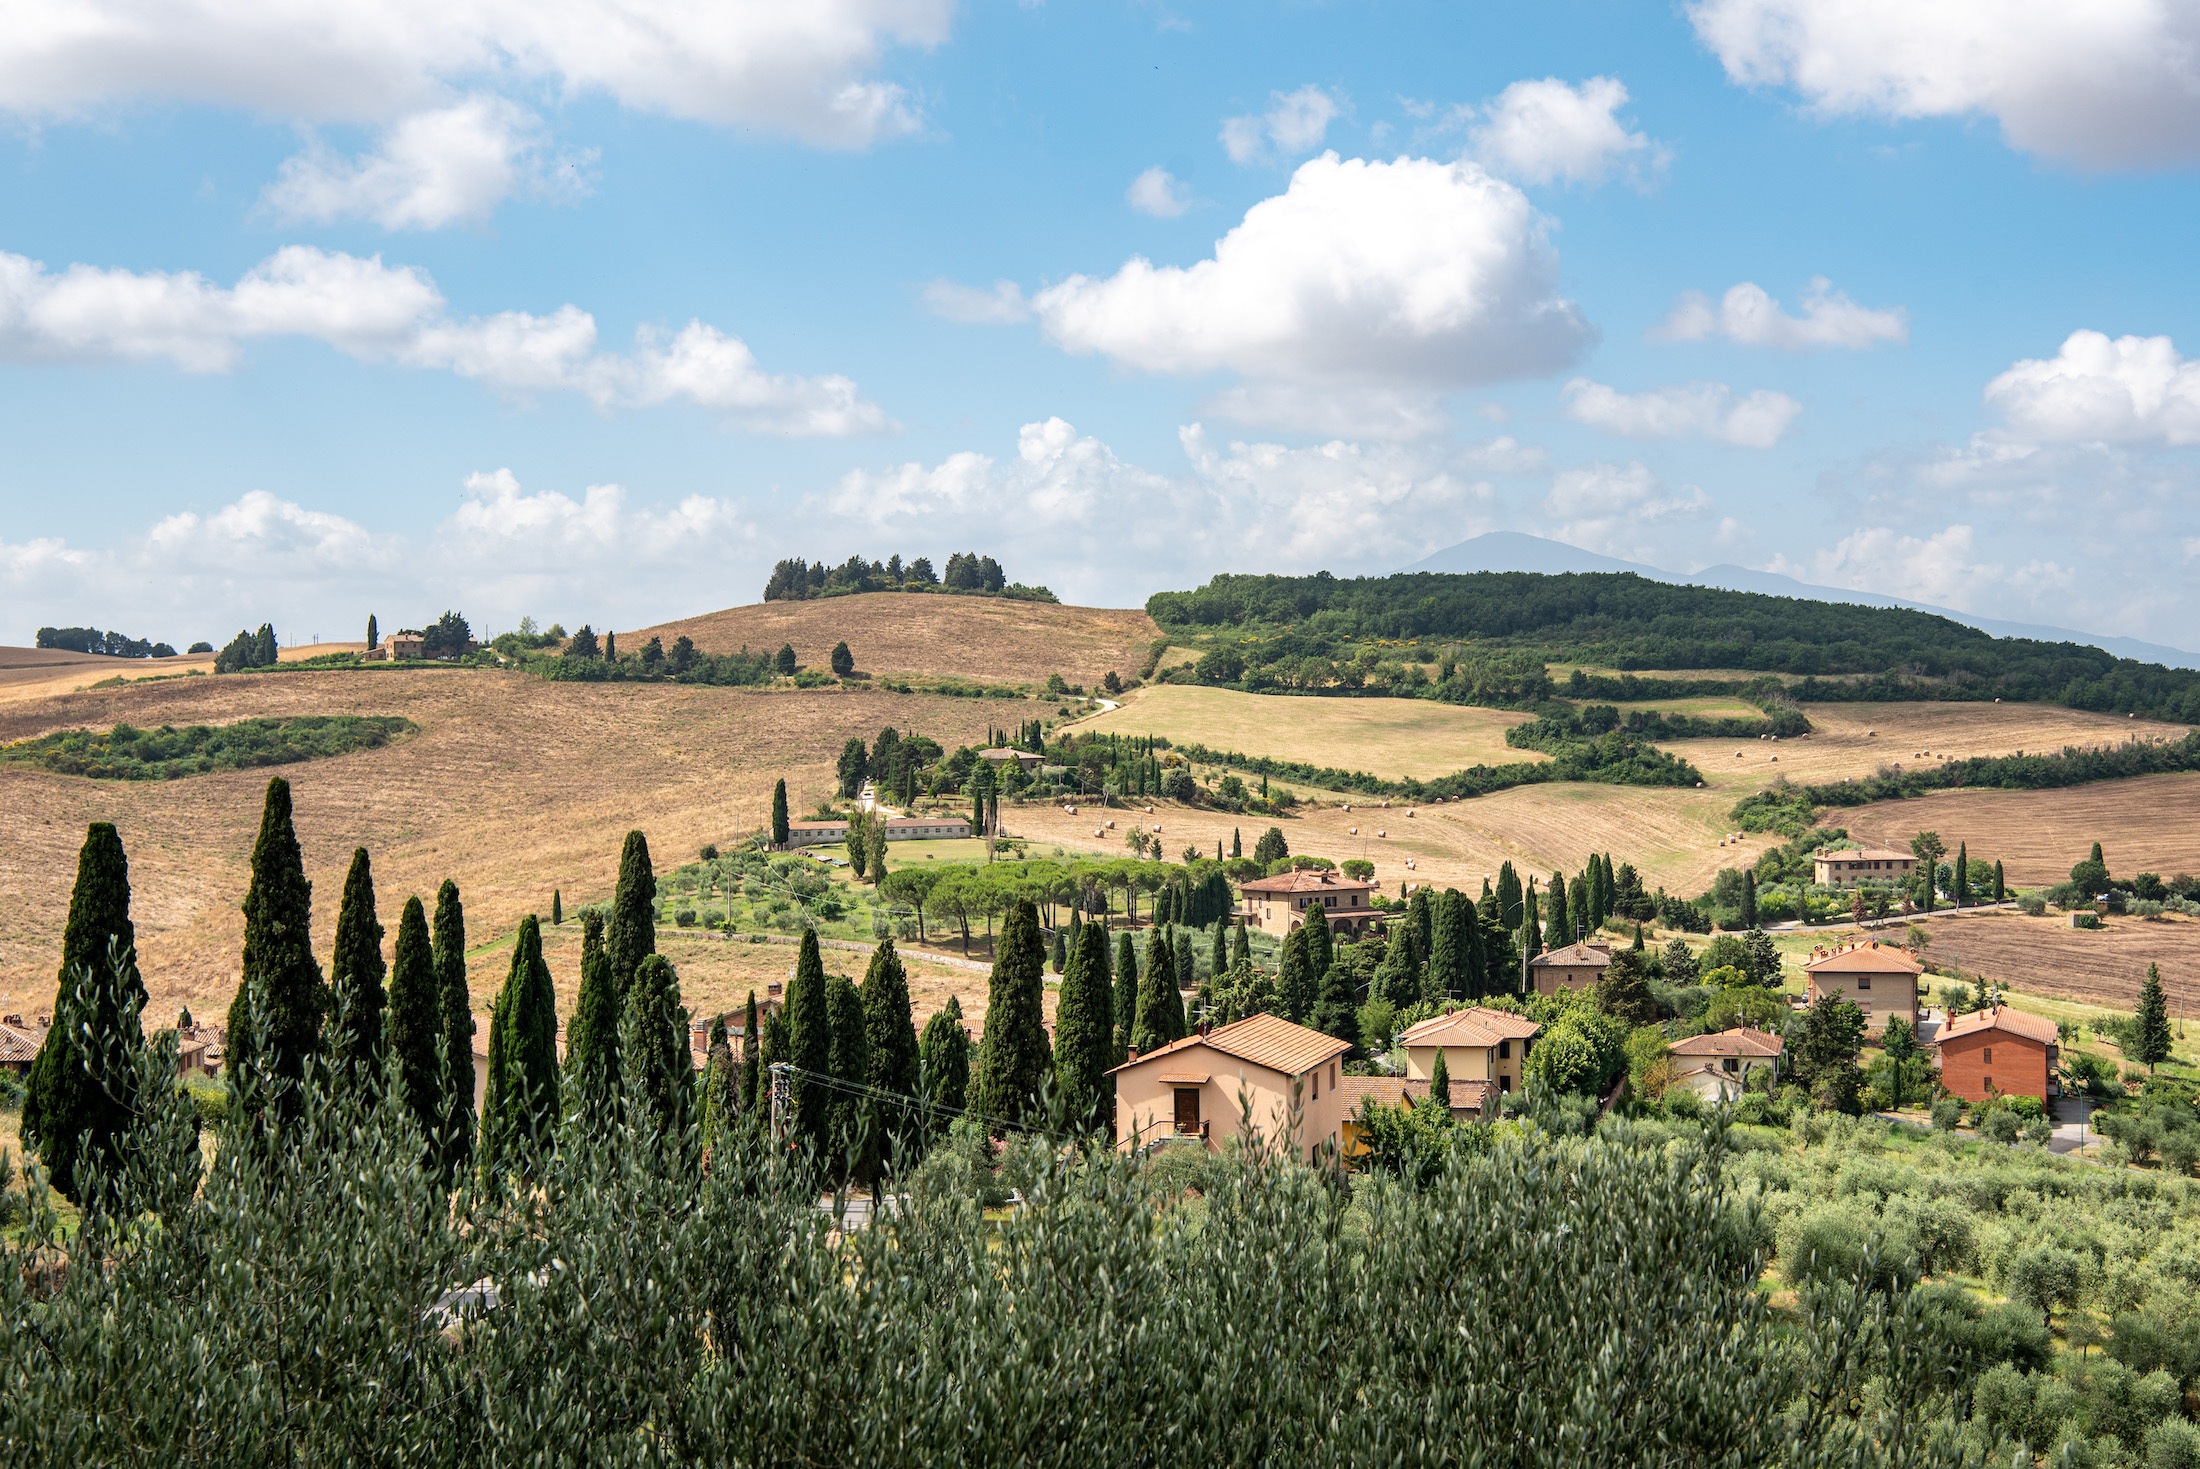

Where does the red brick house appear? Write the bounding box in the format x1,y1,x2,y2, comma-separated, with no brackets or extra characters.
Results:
1929,1006,2059,1103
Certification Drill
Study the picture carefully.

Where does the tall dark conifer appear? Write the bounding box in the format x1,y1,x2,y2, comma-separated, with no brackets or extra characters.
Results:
432,880,475,1179
1278,925,1315,1024
1232,921,1251,970
1053,921,1115,1131
785,929,832,1151
826,974,868,1162
919,996,970,1127
1545,872,1575,949
1739,872,1759,932
1427,889,1467,1003
972,900,1051,1129
327,847,388,1091
565,910,620,1106
22,822,140,1203
385,895,441,1146
1132,927,1188,1053
1307,949,1359,1049
1113,929,1140,1060
226,777,325,1109
771,779,791,848
606,830,657,1005
860,938,921,1164
482,915,559,1175
620,953,690,1137
1496,862,1523,931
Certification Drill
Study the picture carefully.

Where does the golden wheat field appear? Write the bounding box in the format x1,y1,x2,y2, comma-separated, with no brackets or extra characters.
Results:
0,663,1012,1031
631,592,1161,690
0,641,369,708
1666,701,2191,795
1074,684,1540,781
1838,773,2200,887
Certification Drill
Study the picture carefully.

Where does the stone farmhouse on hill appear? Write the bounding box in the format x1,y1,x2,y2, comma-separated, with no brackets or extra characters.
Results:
1930,1005,2060,1103
1395,1006,1541,1107
785,814,972,848
1804,940,1921,1036
1112,1012,1352,1163
976,747,1043,772
0,1014,43,1075
1812,846,1920,887
1236,869,1385,940
1666,1028,1783,1102
1529,940,1611,997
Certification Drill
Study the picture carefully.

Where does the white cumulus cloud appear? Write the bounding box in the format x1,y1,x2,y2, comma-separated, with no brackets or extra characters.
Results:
1688,0,2200,169
1562,378,1802,447
1544,461,1711,556
1659,278,1907,350
1031,152,1594,437
1983,330,2200,445
1126,166,1193,218
264,95,592,230
0,245,886,434
1468,76,1664,186
1771,524,2073,610
1220,84,1342,164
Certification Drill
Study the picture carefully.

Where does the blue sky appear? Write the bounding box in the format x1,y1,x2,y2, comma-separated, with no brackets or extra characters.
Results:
4,0,2199,649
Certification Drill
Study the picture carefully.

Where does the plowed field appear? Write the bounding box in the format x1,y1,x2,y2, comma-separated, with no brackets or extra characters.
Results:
1906,909,2200,1012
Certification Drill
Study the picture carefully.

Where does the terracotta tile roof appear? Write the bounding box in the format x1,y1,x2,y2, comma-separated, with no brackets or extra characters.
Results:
1339,1074,1494,1113
1931,1005,2060,1046
1398,1006,1541,1048
1668,1027,1785,1058
0,1024,41,1066
1817,846,1915,863
1239,869,1375,896
1529,941,1611,969
1108,1012,1352,1078
1805,941,1924,975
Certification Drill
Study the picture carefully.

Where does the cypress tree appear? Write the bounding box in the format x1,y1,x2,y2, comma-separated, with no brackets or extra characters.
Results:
621,953,691,1137
1211,919,1229,977
1739,871,1758,932
825,973,868,1170
1374,918,1421,1009
327,847,388,1092
1232,921,1251,970
366,613,378,651
552,890,563,926
2136,963,2173,1073
1053,921,1115,1132
607,830,657,1005
1114,930,1140,1059
1305,906,1333,987
1429,1049,1452,1110
385,895,441,1148
1051,928,1067,975
740,990,762,1112
1993,860,2006,903
771,779,791,848
1176,925,1197,996
226,777,325,1108
565,910,620,1106
1428,889,1467,1002
1519,881,1542,988
482,915,559,1175
861,938,921,1165
432,880,474,1179
919,996,970,1127
1231,828,1242,858
1953,842,1970,908
254,622,277,667
1545,872,1575,949
1278,925,1316,1024
1307,948,1359,1050
1496,862,1523,931
1131,926,1187,1054
785,929,832,1152
1569,870,1591,943
23,822,140,1204
972,900,1051,1129
1407,886,1433,961
700,1027,738,1160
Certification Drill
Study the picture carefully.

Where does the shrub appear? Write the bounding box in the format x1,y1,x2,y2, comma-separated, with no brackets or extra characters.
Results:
675,909,697,928
1981,1108,2022,1144
1931,1097,1963,1131
180,1076,229,1130
2018,893,2047,916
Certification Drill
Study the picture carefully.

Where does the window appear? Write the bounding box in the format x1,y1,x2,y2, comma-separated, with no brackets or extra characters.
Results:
1498,1039,1511,1060
1982,1046,1992,1065
1330,1062,1338,1090
1855,976,1871,991
1311,1068,1319,1100
1723,1057,1738,1073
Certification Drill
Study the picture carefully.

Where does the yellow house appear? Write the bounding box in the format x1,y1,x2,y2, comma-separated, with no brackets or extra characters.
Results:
1396,1006,1541,1104
1803,940,1922,1036
1237,868,1385,940
1812,847,1919,887
1111,1013,1352,1164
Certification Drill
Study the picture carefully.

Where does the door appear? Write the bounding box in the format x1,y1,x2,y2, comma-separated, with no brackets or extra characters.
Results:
1174,1087,1201,1133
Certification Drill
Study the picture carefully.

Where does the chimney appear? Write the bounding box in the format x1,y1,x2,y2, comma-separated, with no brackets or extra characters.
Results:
1199,1021,1211,1038
1127,1046,1141,1062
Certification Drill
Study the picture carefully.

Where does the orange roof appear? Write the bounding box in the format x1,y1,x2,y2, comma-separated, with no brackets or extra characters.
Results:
1239,869,1373,896
1668,1027,1785,1058
1805,941,1923,975
1816,847,1914,863
1529,941,1611,969
1931,1006,2059,1046
1109,1012,1352,1078
1339,1074,1494,1113
1398,1006,1541,1048
0,1024,40,1066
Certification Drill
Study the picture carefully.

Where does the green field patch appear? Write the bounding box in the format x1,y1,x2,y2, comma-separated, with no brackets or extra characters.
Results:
0,714,416,780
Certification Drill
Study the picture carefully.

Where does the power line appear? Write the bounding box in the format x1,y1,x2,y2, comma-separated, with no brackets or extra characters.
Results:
768,1062,1086,1146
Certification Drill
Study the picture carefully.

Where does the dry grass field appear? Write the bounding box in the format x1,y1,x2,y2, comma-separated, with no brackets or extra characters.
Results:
1839,773,2200,887
631,593,1160,689
1074,685,1540,781
1900,909,2200,1012
0,666,1009,1032
0,641,368,708
1666,701,2191,795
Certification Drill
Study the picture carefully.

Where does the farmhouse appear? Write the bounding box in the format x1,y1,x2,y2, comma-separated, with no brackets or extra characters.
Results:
1666,1028,1784,1102
785,815,973,847
977,747,1043,772
1112,1013,1351,1163
1803,940,1921,1036
0,1014,43,1075
1236,868,1385,938
1396,1006,1541,1103
1528,940,1611,997
366,633,428,661
1812,846,1919,887
1929,1005,2060,1103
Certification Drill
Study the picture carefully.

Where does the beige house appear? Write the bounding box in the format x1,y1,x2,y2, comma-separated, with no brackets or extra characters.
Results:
1111,1013,1352,1163
1396,1006,1541,1103
1237,869,1385,939
1528,940,1611,997
1812,847,1919,887
1803,940,1921,1036
366,633,428,661
785,814,972,847
977,747,1043,772
1666,1028,1784,1101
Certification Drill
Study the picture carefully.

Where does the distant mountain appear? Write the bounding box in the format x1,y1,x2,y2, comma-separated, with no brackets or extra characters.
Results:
1401,533,2200,671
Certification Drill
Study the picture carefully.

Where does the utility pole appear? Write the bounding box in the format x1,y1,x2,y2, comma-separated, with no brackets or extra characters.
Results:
769,1062,792,1145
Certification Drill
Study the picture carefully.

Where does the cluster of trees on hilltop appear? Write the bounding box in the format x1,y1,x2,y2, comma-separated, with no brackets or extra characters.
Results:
213,624,279,673
35,626,177,658
762,552,1055,603
1146,570,2200,721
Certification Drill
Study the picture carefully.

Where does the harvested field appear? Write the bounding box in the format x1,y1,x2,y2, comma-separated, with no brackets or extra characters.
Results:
1901,909,2200,1012
0,642,366,708
0,667,1009,1028
1666,701,2191,794
630,594,1160,689
1008,780,1776,900
1839,773,2200,887
1595,695,1763,720
1073,685,1539,782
